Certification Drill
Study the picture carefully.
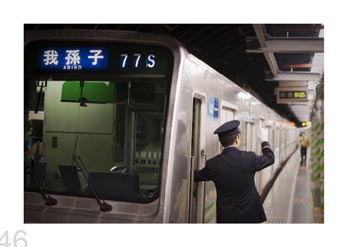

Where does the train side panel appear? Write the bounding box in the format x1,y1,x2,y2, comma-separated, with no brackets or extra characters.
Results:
164,52,299,222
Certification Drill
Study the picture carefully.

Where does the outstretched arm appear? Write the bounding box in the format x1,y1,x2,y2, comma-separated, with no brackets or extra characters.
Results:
254,127,275,171
254,141,275,171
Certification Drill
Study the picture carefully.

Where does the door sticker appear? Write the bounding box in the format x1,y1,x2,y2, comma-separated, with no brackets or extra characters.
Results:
208,96,219,120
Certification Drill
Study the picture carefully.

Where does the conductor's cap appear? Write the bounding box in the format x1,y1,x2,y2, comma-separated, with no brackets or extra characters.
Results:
214,120,240,137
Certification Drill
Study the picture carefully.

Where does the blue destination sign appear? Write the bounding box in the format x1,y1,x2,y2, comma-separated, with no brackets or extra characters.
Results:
39,48,108,71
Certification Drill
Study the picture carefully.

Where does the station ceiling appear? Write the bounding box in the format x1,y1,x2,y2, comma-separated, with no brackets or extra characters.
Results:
24,24,324,126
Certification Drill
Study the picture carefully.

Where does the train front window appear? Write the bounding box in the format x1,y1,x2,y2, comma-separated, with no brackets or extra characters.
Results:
24,41,173,203
24,79,168,202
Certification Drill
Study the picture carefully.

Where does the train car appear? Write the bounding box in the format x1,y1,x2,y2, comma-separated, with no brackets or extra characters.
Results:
24,29,299,223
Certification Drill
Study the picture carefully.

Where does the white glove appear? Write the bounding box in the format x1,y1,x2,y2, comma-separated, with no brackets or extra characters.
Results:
258,127,269,142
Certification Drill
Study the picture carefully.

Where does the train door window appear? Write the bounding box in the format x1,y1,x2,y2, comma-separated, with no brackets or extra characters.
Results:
221,106,236,123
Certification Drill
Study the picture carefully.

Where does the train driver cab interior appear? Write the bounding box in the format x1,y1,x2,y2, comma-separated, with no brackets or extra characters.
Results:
25,78,169,203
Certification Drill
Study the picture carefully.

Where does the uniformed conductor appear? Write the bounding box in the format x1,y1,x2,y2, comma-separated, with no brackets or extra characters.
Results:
194,120,274,223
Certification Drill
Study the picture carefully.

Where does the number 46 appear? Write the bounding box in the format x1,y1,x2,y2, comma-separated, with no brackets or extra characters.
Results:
0,231,27,247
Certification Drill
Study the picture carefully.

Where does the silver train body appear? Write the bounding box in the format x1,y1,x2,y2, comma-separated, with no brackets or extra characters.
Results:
24,30,298,223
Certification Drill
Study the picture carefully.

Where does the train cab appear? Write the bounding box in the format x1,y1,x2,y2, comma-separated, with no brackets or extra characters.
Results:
24,31,177,222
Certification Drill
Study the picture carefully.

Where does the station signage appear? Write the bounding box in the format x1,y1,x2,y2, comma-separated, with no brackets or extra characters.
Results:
276,87,308,104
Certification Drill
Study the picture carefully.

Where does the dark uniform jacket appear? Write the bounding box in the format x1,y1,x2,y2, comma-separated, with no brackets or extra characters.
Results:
194,141,274,223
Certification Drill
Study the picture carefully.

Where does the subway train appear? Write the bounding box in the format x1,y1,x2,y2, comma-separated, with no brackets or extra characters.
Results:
24,29,299,223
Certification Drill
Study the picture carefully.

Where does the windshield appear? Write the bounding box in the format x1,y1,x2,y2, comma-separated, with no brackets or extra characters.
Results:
24,41,173,203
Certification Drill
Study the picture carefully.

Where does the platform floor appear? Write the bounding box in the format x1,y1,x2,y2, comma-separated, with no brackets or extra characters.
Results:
292,165,314,223
263,149,314,223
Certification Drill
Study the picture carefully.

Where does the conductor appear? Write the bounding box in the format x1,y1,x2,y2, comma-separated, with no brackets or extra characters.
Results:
194,120,274,223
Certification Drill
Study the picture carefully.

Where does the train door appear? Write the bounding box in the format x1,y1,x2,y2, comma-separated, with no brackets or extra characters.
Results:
220,104,237,151
244,121,255,151
188,97,206,223
221,106,236,123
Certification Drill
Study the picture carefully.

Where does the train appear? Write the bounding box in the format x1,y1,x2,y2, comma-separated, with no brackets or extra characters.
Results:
24,29,299,223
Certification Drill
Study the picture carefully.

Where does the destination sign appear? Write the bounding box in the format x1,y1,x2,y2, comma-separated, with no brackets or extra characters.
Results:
28,41,173,76
39,48,108,71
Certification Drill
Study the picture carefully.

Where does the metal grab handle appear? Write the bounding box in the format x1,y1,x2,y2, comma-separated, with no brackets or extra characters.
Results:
201,149,207,163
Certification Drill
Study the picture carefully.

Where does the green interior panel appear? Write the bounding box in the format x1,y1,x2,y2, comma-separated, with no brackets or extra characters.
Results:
45,81,114,134
61,81,115,103
61,81,81,102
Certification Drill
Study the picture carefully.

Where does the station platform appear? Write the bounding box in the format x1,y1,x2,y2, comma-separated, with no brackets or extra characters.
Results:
263,149,315,223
